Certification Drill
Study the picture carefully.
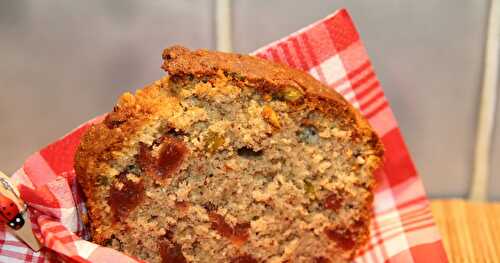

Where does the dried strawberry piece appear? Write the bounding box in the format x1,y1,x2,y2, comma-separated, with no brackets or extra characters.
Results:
208,212,234,239
324,192,344,211
157,136,188,178
314,257,331,263
137,143,157,174
175,201,190,214
231,222,251,246
231,254,258,263
208,212,250,246
108,172,145,222
159,241,186,263
324,227,356,250
137,136,188,179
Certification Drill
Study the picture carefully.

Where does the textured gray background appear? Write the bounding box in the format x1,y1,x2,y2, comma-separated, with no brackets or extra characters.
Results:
0,1,497,199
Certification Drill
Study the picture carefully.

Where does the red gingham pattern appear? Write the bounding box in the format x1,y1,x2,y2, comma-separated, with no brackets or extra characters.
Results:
1,9,447,262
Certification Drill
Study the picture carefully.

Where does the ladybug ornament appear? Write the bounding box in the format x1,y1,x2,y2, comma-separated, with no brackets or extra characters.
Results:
0,171,41,251
0,194,25,230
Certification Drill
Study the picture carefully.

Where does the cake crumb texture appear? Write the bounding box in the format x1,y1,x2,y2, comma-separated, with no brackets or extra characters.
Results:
75,46,383,263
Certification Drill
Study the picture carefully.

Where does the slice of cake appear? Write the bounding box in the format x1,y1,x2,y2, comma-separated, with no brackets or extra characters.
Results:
75,46,383,263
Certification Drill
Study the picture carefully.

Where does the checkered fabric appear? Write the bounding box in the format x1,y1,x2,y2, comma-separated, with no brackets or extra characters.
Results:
1,9,448,263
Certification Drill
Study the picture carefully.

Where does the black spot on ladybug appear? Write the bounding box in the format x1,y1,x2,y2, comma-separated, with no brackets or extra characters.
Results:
9,203,14,207
2,207,5,210
8,215,25,230
6,212,11,216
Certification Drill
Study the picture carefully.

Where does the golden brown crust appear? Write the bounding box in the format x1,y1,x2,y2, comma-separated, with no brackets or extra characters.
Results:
162,46,346,104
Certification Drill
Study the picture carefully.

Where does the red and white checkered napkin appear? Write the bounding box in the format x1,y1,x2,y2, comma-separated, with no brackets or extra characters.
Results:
1,8,448,263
